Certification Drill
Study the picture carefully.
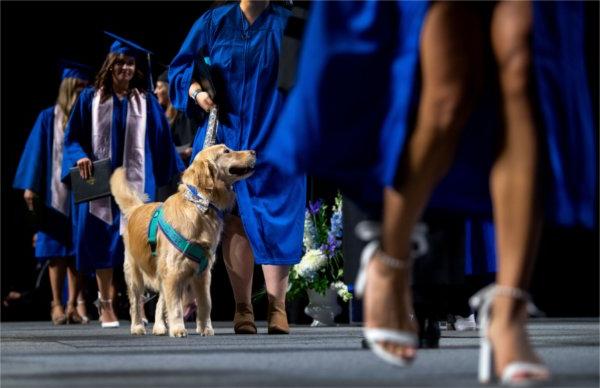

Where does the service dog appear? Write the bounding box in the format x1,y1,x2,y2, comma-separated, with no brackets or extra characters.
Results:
110,144,255,337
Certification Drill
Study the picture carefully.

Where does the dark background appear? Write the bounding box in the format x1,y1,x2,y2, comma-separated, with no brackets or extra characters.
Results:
1,2,598,323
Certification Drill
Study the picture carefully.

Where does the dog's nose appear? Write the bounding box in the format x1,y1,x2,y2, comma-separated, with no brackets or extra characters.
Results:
249,150,256,156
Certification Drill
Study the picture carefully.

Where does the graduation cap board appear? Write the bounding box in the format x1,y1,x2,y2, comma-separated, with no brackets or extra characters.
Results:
59,59,93,81
104,31,155,90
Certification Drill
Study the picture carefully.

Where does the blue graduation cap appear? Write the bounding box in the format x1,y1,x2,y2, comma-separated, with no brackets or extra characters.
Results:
104,31,155,90
59,59,92,81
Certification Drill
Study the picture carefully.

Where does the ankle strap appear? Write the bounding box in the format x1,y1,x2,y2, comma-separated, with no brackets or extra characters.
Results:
493,285,531,302
377,249,409,269
99,298,112,304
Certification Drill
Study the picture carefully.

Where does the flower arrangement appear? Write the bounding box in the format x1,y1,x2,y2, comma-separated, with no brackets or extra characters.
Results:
287,193,352,302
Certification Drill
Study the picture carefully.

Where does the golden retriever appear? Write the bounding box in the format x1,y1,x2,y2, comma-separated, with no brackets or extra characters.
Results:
110,144,255,337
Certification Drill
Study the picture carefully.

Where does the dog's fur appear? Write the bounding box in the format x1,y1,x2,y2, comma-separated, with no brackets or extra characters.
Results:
110,144,255,337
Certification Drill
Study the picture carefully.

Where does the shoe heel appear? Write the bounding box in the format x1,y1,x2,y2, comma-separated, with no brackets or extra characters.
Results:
479,338,493,384
354,241,380,298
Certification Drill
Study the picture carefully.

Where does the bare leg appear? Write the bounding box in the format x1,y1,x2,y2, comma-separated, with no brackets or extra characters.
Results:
263,264,290,333
65,261,83,323
192,270,214,336
96,268,118,323
48,258,67,306
222,215,257,333
222,215,254,305
48,258,67,324
488,0,545,376
366,2,482,359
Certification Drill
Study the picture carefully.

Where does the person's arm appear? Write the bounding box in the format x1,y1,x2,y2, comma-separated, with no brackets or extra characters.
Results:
62,89,93,182
189,81,215,112
13,108,50,203
148,94,186,186
169,11,213,116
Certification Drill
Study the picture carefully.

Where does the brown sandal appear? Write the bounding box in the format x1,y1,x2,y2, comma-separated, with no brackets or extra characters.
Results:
65,301,83,324
267,300,289,335
233,302,257,334
50,301,67,325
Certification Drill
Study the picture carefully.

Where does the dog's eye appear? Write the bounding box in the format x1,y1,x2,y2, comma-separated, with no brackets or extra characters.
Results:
223,149,230,154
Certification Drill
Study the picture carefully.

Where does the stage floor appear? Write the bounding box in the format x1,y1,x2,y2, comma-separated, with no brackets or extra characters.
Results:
1,318,598,387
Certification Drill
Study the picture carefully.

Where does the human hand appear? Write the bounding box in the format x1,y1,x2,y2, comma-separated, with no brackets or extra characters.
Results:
181,147,193,161
23,189,37,211
76,157,93,180
195,91,216,112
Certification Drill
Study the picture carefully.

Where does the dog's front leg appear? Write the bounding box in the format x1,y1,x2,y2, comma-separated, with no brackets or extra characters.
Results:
192,270,214,336
163,271,187,338
152,293,168,336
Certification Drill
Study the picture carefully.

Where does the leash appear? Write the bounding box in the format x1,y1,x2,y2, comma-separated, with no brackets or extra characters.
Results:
203,106,219,148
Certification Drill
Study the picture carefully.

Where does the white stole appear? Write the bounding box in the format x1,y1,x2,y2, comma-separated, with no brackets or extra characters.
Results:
50,105,69,216
90,88,147,231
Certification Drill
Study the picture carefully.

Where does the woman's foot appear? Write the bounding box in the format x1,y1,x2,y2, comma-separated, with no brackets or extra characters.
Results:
50,301,67,325
234,302,257,334
98,299,119,328
363,250,418,362
488,295,549,382
65,300,83,324
76,299,90,324
267,299,289,334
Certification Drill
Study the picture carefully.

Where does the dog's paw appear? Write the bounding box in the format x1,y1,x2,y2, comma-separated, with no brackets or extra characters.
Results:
197,326,214,336
130,324,146,336
152,324,168,336
169,326,188,338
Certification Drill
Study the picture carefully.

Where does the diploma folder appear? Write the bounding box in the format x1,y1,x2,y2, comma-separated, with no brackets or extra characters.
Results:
69,158,112,204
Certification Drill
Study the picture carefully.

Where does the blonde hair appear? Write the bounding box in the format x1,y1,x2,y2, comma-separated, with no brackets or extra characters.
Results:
56,77,85,127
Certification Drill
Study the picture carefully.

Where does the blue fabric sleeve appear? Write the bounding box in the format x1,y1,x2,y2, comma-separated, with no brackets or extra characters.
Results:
13,108,51,193
168,10,213,119
62,88,94,183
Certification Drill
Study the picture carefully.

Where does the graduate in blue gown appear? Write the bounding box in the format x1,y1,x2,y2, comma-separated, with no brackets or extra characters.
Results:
13,60,92,325
169,1,306,334
265,1,595,381
62,32,184,327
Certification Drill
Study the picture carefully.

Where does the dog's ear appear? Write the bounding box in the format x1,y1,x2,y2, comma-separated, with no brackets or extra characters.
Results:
198,159,217,192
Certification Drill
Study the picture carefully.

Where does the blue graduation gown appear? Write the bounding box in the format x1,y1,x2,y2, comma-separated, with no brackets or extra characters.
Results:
265,1,597,229
13,106,75,259
169,3,306,265
61,88,184,273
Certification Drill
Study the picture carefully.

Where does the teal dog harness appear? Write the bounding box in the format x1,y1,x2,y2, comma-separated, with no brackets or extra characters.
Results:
148,206,208,275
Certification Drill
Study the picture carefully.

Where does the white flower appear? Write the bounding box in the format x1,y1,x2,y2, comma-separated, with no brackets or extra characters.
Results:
332,281,353,302
295,249,327,280
303,210,318,251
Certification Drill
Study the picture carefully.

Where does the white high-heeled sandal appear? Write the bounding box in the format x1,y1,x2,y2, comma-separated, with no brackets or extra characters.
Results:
97,294,120,328
469,285,550,386
355,237,418,367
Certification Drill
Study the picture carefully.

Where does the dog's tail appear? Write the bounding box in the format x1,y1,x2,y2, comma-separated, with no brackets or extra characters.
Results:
109,167,147,220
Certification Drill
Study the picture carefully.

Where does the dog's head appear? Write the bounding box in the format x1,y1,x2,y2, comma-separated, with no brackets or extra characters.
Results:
181,144,256,196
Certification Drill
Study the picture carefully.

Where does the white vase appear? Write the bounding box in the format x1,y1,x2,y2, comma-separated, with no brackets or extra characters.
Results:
304,286,341,327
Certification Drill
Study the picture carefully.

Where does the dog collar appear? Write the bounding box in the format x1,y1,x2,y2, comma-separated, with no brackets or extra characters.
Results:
184,184,225,220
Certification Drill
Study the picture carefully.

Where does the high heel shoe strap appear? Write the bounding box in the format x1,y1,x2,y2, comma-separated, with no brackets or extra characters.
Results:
470,285,543,320
501,362,550,385
364,328,418,347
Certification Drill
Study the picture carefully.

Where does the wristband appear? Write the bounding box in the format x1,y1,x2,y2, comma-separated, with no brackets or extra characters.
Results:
191,88,203,102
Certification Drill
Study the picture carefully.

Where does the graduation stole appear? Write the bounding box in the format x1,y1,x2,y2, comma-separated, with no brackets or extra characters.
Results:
50,105,70,216
90,88,147,228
